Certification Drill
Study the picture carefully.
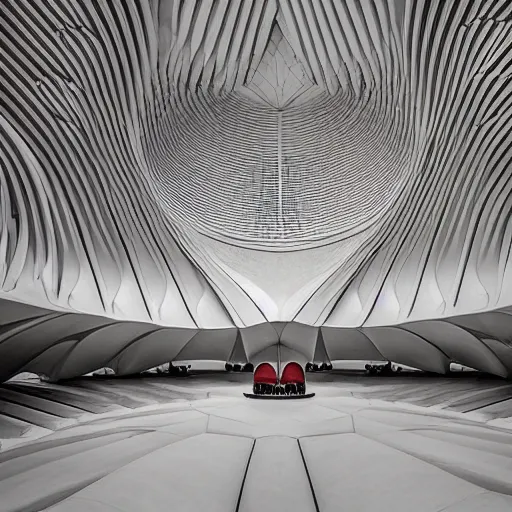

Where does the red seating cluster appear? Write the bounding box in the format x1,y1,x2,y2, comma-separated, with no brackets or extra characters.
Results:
253,362,306,395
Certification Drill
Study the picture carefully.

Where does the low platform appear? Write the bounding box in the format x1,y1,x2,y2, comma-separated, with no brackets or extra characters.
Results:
243,392,315,399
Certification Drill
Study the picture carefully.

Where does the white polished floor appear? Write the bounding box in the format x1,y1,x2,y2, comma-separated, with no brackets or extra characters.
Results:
1,374,512,511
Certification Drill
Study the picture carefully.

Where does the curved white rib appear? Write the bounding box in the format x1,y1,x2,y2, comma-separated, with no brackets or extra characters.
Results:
1,0,512,380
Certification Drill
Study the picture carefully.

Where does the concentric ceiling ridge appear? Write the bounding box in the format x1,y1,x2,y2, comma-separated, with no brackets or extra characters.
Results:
1,0,512,380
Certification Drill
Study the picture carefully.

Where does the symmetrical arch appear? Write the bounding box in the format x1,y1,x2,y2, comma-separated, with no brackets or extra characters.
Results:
1,298,512,382
1,0,512,381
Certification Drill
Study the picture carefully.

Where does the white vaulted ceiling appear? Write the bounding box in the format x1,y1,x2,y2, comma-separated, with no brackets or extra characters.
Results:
1,0,512,380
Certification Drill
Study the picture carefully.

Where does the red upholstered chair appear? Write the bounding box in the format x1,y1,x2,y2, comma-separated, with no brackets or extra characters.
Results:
280,362,304,384
253,363,277,394
280,362,306,395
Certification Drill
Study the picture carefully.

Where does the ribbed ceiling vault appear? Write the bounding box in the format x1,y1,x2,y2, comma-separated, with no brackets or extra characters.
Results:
1,0,512,379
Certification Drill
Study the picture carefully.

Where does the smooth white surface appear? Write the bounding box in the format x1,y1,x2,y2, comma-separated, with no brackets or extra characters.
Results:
45,433,252,512
301,433,485,512
1,385,512,512
239,436,315,512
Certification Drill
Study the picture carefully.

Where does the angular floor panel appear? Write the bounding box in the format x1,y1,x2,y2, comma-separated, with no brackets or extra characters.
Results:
1,375,512,511
45,433,253,512
238,436,316,512
0,431,180,512
300,433,485,512
362,430,512,495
